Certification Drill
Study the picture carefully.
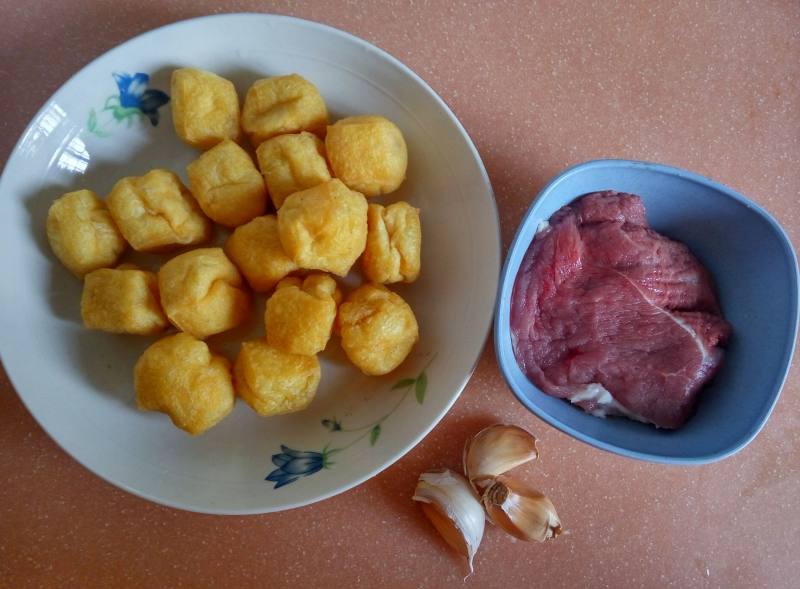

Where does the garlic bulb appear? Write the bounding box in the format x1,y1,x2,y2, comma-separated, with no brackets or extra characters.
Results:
412,469,485,571
482,475,562,542
463,424,539,492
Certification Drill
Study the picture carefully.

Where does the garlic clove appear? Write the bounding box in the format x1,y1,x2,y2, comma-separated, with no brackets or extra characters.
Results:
463,424,539,492
482,475,562,542
412,469,485,571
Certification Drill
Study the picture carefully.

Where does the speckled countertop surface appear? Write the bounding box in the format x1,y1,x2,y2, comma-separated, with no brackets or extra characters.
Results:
1,1,799,587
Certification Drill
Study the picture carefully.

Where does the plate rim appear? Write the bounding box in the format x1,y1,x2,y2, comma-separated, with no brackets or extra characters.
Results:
0,12,502,514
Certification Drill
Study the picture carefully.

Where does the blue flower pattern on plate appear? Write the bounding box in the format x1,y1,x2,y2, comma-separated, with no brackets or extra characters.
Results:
265,357,434,489
87,72,169,137
112,72,170,125
266,446,328,489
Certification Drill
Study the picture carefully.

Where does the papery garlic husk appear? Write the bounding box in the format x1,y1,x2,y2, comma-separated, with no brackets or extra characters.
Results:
463,424,539,493
482,475,562,542
413,469,485,571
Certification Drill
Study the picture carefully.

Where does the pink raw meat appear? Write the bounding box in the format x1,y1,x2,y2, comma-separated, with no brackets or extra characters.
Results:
510,191,731,429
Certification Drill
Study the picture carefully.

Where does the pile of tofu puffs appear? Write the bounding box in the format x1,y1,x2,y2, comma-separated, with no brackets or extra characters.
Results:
45,69,422,435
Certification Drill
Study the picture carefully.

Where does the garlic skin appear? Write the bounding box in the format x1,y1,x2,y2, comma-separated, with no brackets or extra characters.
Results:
463,424,539,492
413,469,485,571
482,475,562,542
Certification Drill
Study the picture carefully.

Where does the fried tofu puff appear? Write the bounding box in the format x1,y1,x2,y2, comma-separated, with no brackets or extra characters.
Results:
241,74,328,146
234,339,321,416
171,68,241,149
81,265,168,335
107,169,211,252
46,189,126,278
186,139,267,227
363,202,421,284
224,215,298,293
158,248,251,339
256,132,331,209
265,274,342,356
135,333,235,435
277,179,368,276
325,115,407,197
338,284,419,375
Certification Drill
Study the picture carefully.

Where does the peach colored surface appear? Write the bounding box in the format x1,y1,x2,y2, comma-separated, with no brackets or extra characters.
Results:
1,2,799,588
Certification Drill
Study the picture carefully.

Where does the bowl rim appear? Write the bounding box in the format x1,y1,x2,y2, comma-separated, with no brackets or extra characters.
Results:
494,158,800,465
0,12,502,513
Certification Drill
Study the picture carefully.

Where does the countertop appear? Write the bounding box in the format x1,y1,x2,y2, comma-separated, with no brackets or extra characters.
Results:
1,1,798,587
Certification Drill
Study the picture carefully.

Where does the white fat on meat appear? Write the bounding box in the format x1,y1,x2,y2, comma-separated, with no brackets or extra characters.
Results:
670,312,714,369
535,220,551,235
567,383,649,423
566,314,711,426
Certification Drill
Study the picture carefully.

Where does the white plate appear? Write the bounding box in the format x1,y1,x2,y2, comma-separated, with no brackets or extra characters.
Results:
0,14,500,514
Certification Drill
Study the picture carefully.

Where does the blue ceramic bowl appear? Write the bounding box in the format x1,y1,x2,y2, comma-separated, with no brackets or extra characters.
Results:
495,159,799,464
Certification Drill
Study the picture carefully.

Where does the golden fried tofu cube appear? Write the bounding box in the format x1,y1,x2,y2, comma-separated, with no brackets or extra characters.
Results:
224,215,298,292
135,333,235,435
277,179,368,276
158,248,251,339
241,74,328,146
186,139,267,227
338,284,419,375
265,274,341,356
171,68,241,149
363,202,421,284
256,132,331,209
81,266,168,335
325,115,408,197
234,339,321,416
46,189,126,278
107,169,211,252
